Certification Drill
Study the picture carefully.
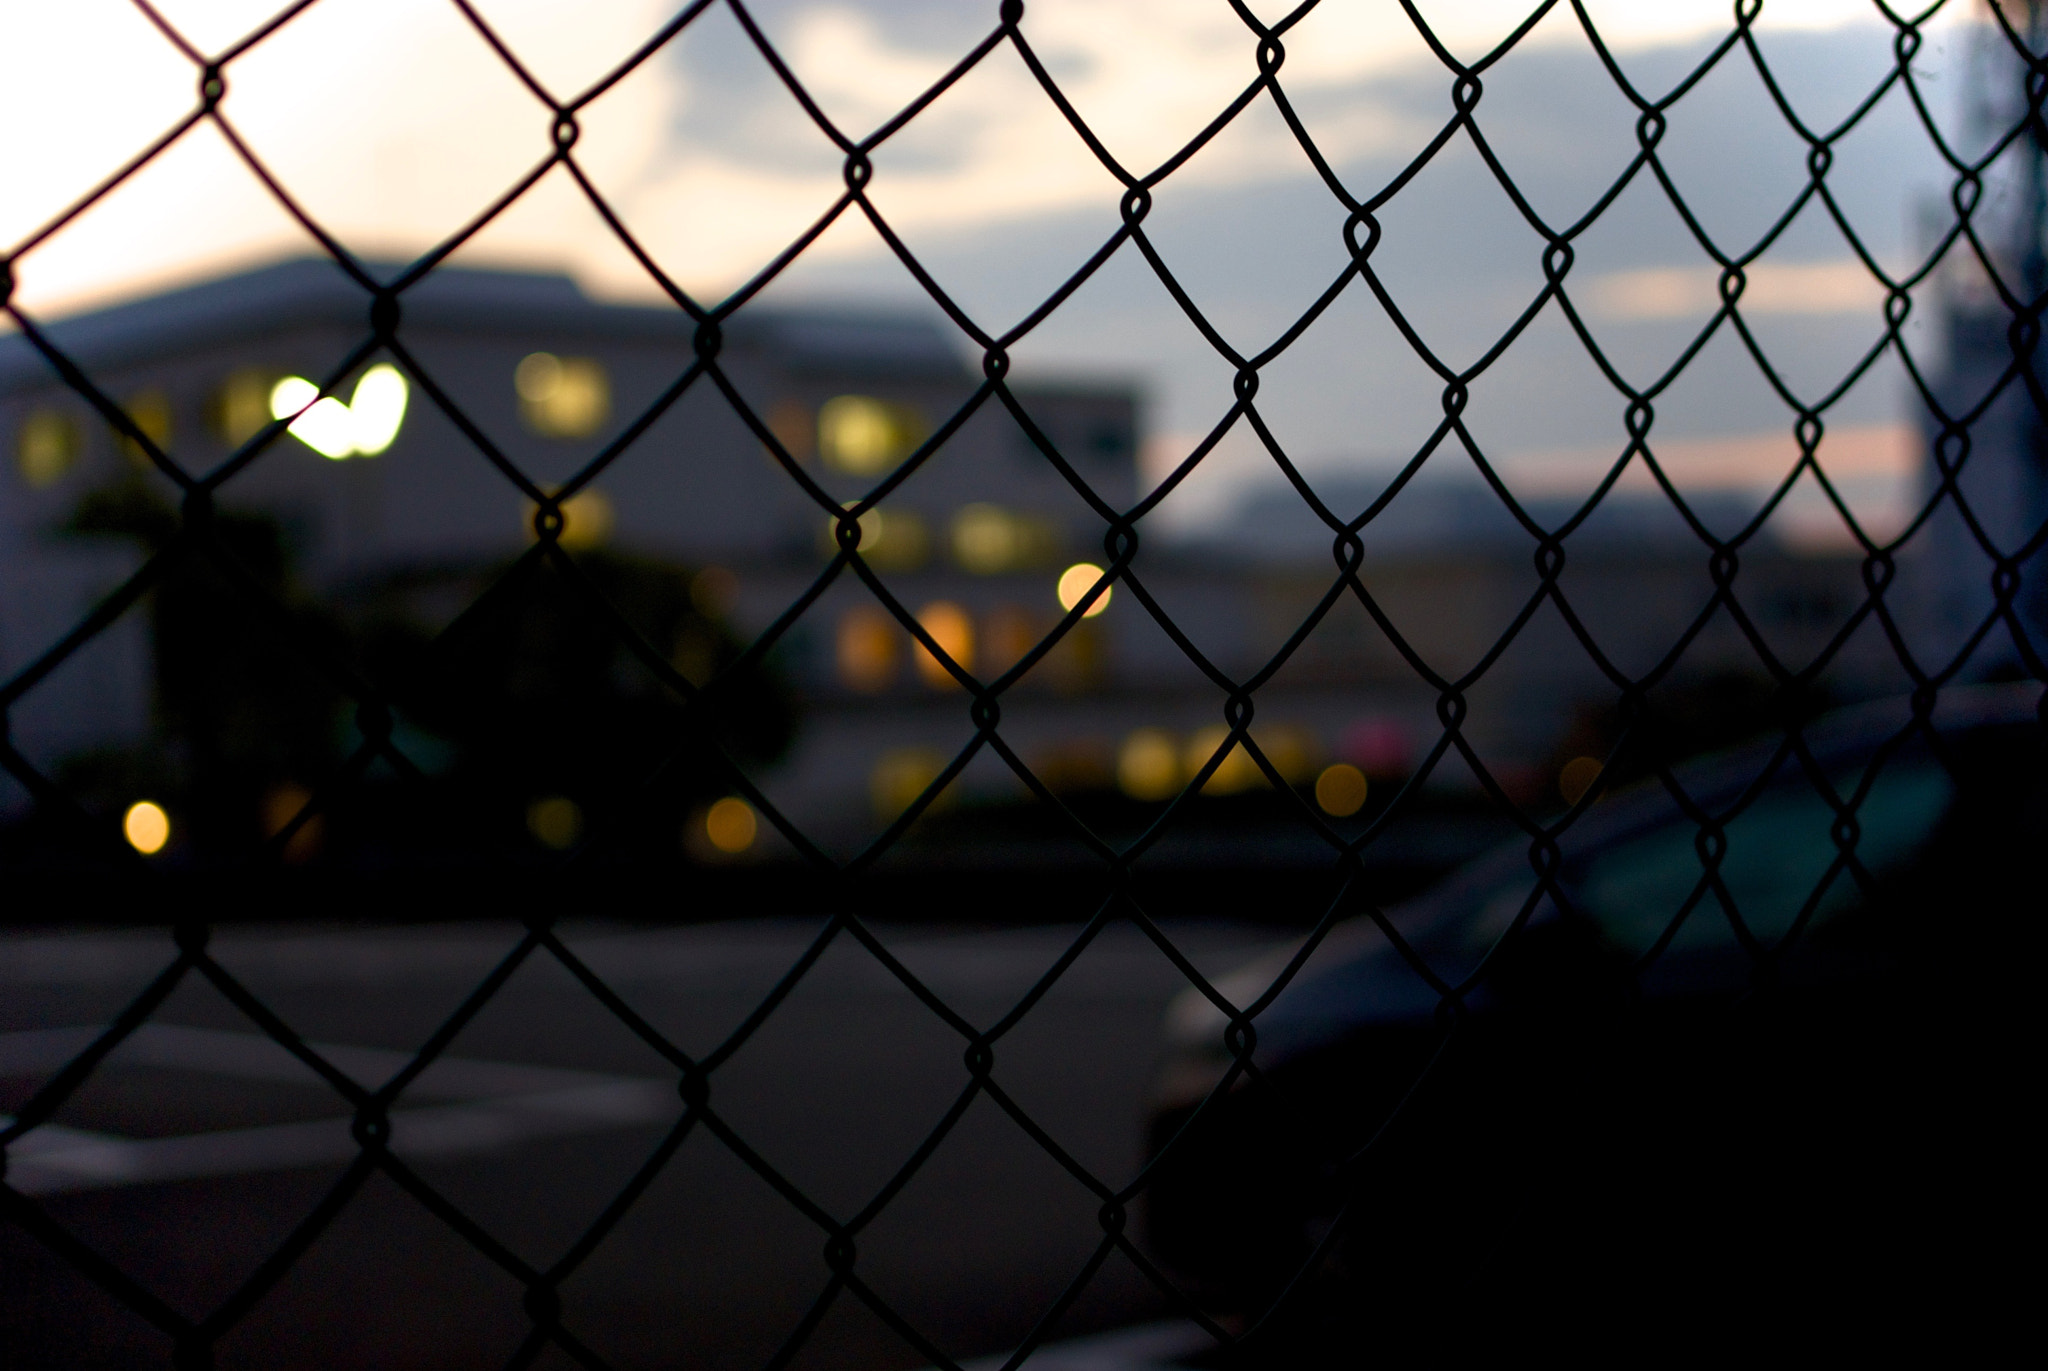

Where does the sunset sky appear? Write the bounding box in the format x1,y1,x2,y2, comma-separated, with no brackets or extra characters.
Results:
1,0,1967,310
0,1,1997,536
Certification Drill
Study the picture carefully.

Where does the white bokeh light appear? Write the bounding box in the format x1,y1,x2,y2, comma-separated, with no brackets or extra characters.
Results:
269,364,408,459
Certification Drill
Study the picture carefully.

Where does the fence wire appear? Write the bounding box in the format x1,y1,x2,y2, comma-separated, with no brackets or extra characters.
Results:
2,0,2046,1366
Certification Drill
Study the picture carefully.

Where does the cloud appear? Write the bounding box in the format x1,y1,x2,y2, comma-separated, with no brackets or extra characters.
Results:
1503,422,1919,494
1586,259,1892,320
1501,421,1921,548
0,0,1975,548
1,0,681,313
2,0,1939,317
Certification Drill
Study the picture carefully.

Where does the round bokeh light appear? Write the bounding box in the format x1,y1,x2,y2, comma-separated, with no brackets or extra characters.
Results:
1056,563,1111,617
123,800,170,855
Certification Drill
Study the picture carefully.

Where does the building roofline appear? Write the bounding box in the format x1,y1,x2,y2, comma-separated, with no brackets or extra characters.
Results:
0,256,969,393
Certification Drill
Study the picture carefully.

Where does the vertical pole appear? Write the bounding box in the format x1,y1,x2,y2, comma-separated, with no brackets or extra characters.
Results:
2020,1,2048,656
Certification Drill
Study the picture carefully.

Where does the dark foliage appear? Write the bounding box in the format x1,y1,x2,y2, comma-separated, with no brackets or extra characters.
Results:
57,479,794,867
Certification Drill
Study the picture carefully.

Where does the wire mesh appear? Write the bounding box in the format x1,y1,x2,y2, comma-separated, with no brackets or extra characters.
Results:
2,0,2045,1366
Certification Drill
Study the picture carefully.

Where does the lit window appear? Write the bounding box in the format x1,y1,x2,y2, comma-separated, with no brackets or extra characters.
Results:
261,782,324,862
118,390,173,465
953,504,1021,573
671,624,717,686
16,409,82,489
559,490,614,549
1042,615,1105,692
1262,726,1319,785
837,605,900,692
818,395,923,474
703,797,759,855
767,398,814,462
1032,738,1115,794
1056,562,1112,617
1315,764,1369,817
823,507,930,570
1559,756,1604,806
951,504,1058,574
691,566,737,617
527,796,583,850
525,488,615,550
269,365,408,459
1117,729,1180,801
871,747,948,821
1185,725,1262,795
516,353,611,438
981,604,1040,675
123,800,170,855
914,601,974,686
208,368,276,446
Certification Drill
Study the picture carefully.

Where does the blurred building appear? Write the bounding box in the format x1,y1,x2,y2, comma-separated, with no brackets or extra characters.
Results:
1912,10,2048,671
1916,290,2048,670
1184,474,1910,787
0,258,1931,856
0,258,1137,839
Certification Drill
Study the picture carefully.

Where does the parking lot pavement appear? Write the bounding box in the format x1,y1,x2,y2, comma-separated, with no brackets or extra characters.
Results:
2,1023,676,1196
0,919,1280,1370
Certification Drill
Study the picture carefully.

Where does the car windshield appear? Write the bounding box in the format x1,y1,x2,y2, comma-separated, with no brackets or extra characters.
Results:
1567,759,1954,957
1432,755,1957,977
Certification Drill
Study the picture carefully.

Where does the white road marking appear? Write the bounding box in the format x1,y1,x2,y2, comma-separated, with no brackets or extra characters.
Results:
0,1024,675,1197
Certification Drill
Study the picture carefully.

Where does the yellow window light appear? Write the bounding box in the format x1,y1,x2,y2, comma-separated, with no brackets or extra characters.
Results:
1315,763,1369,818
1260,725,1320,786
823,507,930,571
269,364,408,459
981,604,1040,675
766,398,815,462
516,353,611,439
691,566,738,617
117,390,174,466
703,797,759,855
837,604,901,692
1117,728,1181,801
523,488,614,549
871,747,948,821
123,800,170,855
16,409,82,489
1056,562,1112,617
209,368,277,446
1559,755,1604,807
560,489,615,548
1185,725,1263,795
1031,738,1116,794
818,395,923,475
952,504,1020,573
526,796,583,850
913,601,974,686
261,782,324,862
952,504,1058,574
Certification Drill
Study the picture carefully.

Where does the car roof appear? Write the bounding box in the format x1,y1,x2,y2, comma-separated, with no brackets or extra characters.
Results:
1165,683,2042,1057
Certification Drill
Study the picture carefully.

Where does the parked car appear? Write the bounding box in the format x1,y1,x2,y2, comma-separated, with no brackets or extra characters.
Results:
1142,684,2043,1354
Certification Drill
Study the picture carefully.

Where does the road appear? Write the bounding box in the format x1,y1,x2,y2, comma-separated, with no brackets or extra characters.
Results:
0,919,1281,1370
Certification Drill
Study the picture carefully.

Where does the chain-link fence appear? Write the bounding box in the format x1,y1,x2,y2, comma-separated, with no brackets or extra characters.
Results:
3,1,2045,1365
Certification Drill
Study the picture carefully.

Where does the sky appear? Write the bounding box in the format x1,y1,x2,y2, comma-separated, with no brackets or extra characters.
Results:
0,0,2003,536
